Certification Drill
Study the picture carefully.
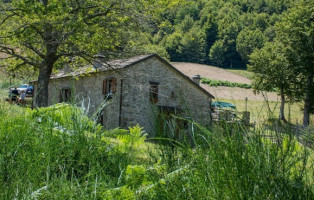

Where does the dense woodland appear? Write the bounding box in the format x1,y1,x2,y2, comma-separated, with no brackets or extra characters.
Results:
0,0,301,68
136,0,296,68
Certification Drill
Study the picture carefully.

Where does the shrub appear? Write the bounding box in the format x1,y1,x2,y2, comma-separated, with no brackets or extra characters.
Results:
201,77,252,89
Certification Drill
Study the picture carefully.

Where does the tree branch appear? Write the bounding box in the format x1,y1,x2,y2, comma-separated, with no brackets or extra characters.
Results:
0,13,17,26
0,44,40,67
23,42,45,59
13,61,28,71
29,24,45,40
84,3,117,20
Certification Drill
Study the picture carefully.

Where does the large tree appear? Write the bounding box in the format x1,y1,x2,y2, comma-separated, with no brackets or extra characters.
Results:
249,0,314,126
236,28,267,62
275,0,314,126
0,0,149,107
248,41,294,122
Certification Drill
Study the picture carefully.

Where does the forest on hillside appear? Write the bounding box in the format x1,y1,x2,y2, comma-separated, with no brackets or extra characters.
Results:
137,0,296,68
0,0,296,69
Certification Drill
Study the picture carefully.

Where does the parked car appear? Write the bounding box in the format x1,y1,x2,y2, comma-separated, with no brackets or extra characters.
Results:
9,84,34,97
17,84,29,94
25,85,34,97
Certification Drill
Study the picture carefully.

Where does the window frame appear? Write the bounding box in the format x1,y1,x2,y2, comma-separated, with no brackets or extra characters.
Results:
149,81,159,103
103,77,117,97
60,87,72,103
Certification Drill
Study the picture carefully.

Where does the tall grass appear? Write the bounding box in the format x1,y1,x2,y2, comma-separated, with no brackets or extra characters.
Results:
0,103,313,199
146,121,313,199
0,103,149,199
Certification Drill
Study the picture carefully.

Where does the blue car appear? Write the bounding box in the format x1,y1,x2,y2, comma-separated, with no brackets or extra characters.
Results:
26,85,34,97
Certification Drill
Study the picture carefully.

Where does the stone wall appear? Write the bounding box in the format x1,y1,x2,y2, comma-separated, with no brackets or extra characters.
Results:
34,70,123,129
117,57,211,135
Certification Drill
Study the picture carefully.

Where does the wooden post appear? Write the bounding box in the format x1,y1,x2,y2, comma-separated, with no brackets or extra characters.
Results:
242,111,250,126
245,97,248,111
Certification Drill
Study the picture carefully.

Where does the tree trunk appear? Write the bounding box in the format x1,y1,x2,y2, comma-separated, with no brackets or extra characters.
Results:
303,76,312,127
279,84,287,122
35,63,53,107
35,19,57,107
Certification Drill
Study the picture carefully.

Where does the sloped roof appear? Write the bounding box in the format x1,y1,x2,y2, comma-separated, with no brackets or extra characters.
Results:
50,54,152,79
32,54,215,98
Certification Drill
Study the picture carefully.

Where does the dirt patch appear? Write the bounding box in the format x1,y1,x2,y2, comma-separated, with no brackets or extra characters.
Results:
172,62,251,84
0,53,8,59
172,62,279,101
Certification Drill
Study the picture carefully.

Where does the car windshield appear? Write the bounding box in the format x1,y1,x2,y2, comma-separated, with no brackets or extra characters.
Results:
19,85,28,88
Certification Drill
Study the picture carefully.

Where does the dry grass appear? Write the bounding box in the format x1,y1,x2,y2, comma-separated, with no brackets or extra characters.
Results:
172,62,251,84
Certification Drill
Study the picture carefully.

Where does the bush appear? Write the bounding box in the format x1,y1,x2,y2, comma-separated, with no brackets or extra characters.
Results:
201,77,252,89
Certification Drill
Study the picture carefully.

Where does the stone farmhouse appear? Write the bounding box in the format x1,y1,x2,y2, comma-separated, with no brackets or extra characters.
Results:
32,54,215,135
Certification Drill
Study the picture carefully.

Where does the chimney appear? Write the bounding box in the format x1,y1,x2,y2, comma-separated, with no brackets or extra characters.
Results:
192,75,201,86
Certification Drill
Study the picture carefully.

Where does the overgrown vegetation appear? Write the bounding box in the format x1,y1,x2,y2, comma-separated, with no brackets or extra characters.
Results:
0,103,312,199
202,77,252,89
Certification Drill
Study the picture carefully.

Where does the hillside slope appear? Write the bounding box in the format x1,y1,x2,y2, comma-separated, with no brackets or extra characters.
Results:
172,62,251,84
172,62,278,101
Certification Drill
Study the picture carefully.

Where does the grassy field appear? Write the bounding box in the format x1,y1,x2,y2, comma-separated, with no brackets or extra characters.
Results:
217,98,314,125
227,69,254,79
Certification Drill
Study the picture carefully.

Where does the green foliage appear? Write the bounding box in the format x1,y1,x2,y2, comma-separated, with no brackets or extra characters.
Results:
177,25,206,63
0,0,159,106
103,186,135,200
140,0,295,67
209,39,226,67
202,77,252,89
147,121,313,199
236,28,267,61
0,103,312,199
116,125,147,153
248,41,293,93
0,104,147,199
249,0,314,125
125,165,148,188
275,0,314,120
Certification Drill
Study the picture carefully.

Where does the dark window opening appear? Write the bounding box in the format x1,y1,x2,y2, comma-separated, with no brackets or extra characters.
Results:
103,77,117,98
149,82,159,103
60,88,71,103
157,106,189,139
97,112,104,125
